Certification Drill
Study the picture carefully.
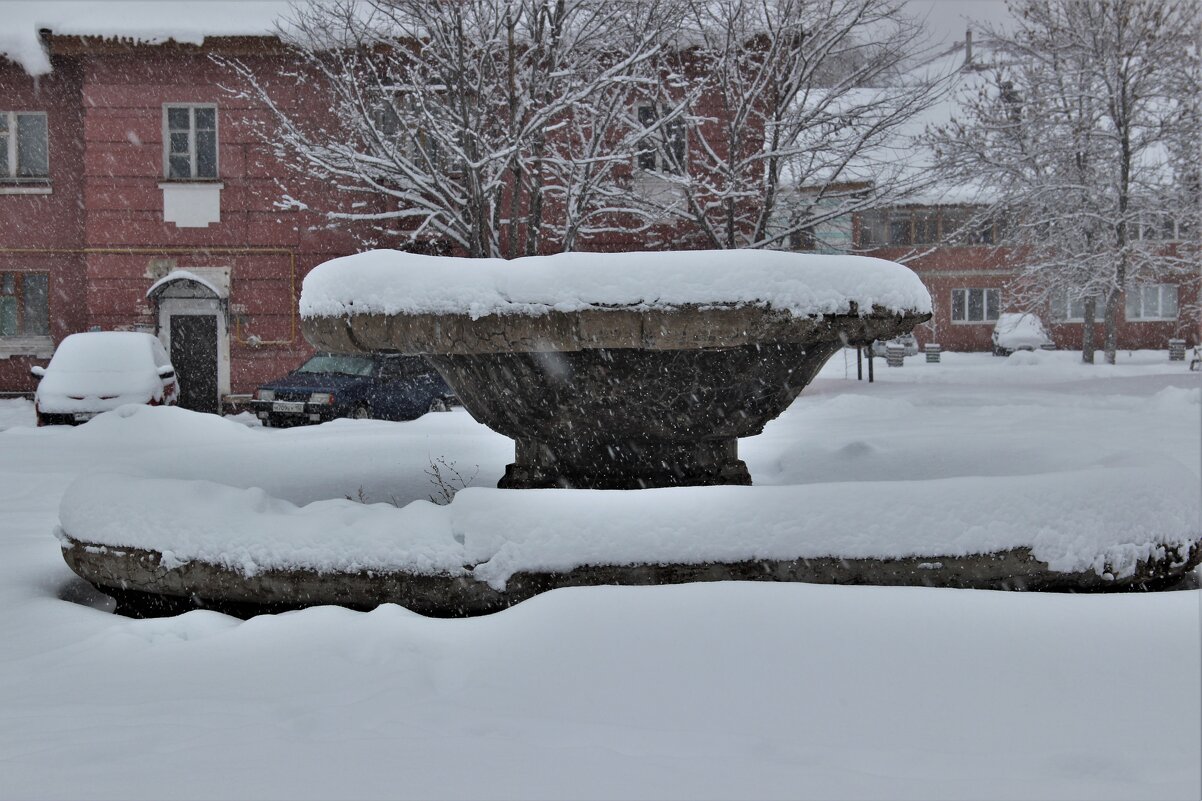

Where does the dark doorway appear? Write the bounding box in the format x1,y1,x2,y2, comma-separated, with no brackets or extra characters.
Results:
170,315,219,414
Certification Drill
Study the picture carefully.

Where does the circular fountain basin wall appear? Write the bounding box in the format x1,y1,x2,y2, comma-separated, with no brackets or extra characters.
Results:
300,250,932,489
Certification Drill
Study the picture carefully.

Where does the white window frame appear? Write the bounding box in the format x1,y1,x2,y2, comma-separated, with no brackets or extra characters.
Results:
950,287,1001,324
635,103,686,175
368,91,448,173
1125,283,1178,322
1136,213,1180,242
0,110,49,182
1049,289,1104,322
162,104,219,181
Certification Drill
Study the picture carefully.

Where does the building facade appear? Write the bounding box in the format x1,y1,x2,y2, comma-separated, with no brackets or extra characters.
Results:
1,37,371,410
1,32,1197,412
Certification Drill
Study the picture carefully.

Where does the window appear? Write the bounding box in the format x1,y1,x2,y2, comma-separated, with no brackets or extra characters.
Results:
0,272,49,336
1125,284,1178,321
636,104,685,174
0,111,49,180
370,95,445,172
951,287,1000,323
859,209,890,247
1136,214,1193,242
888,214,913,246
858,206,999,248
163,105,218,180
914,211,938,245
379,355,433,380
1050,289,1104,322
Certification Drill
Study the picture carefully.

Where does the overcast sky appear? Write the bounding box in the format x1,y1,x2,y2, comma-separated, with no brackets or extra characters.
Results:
906,0,1014,44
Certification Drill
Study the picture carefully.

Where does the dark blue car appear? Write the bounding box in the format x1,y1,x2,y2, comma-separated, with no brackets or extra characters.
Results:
251,352,457,427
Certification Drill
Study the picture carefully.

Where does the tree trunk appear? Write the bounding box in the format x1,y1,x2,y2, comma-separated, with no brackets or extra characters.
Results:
1081,296,1096,363
1103,288,1119,365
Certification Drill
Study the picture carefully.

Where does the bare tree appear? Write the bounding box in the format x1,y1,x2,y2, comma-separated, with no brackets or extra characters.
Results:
928,0,1200,363
219,0,673,257
621,0,954,251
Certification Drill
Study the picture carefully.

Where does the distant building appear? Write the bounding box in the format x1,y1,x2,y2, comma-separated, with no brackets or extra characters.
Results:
0,13,1196,411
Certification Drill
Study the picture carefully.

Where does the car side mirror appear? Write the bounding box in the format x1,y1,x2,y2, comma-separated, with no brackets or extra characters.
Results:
30,365,46,379
157,365,175,379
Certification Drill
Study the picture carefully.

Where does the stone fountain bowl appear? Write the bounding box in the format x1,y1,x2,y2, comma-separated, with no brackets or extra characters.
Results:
301,250,932,489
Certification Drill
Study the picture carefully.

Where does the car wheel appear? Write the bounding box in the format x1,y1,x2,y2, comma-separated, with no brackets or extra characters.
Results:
428,397,450,413
351,404,372,420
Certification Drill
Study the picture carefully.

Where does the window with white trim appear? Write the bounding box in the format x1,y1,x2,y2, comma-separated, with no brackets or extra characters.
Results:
1125,284,1178,321
950,287,1000,323
0,272,49,336
1049,289,1104,322
369,94,445,173
164,105,218,180
0,111,49,180
636,104,685,174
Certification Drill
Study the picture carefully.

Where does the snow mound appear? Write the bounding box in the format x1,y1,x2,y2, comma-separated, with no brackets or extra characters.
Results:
59,475,463,578
299,249,933,321
1006,350,1045,366
59,458,1200,589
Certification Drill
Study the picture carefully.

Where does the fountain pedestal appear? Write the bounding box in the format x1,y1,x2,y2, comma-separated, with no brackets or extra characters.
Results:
305,304,926,489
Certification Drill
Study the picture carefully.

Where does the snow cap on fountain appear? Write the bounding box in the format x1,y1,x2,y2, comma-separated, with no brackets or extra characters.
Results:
299,249,932,321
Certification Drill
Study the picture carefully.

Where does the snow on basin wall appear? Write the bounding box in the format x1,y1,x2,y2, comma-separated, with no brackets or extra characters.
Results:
59,459,1200,590
299,250,933,321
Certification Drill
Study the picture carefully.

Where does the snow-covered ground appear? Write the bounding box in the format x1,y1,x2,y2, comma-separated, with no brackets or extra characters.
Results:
0,350,1199,800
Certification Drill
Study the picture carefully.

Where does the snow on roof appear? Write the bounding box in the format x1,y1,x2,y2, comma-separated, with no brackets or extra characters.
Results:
0,1,294,75
146,270,226,300
299,249,934,320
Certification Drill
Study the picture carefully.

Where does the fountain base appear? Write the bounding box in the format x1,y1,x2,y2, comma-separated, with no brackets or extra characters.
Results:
500,437,751,489
60,533,1202,619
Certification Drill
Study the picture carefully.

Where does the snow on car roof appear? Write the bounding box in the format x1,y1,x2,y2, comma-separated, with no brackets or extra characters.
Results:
300,249,933,320
48,332,160,373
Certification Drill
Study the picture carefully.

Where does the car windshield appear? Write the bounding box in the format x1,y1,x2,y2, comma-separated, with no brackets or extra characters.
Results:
48,333,154,373
295,354,376,377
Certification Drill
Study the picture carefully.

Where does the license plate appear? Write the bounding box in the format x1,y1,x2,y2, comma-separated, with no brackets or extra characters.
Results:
73,413,96,422
272,401,305,413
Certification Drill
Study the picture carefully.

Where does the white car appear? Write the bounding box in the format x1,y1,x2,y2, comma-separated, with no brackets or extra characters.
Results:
991,313,1053,356
31,332,177,426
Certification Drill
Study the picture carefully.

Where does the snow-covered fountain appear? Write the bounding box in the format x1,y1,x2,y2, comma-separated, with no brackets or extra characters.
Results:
301,250,930,489
55,250,1202,616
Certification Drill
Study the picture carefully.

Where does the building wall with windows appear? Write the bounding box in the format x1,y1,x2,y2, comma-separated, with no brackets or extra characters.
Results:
860,209,1198,353
863,242,1014,351
0,40,384,404
0,57,88,391
1,35,1197,407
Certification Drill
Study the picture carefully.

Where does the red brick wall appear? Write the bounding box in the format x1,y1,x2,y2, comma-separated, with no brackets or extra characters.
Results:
873,245,1200,352
0,57,88,392
74,50,378,392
